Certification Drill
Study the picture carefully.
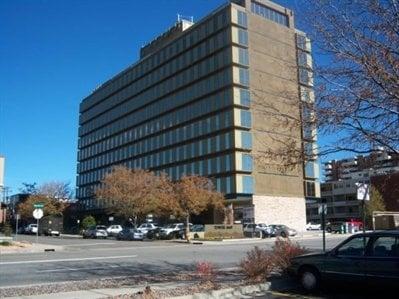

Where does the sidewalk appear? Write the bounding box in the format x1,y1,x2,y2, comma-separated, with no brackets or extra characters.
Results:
0,242,64,255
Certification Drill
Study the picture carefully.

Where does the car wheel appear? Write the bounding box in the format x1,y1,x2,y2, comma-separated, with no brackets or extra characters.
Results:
280,231,287,238
326,227,332,233
299,267,320,292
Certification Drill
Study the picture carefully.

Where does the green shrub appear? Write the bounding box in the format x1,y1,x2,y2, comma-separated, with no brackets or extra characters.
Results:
81,215,96,230
0,241,11,246
2,222,12,237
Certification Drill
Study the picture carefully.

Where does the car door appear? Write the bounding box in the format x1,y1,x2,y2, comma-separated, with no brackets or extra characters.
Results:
366,235,399,286
324,235,369,283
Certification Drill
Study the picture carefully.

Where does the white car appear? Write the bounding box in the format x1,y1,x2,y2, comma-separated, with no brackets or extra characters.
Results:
106,225,123,236
159,223,185,239
25,224,38,234
306,222,321,230
137,223,158,235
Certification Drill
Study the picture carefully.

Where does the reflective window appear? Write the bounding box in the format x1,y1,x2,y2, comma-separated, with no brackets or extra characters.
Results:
242,154,253,172
240,89,250,107
251,1,288,27
237,10,248,28
242,176,254,194
240,110,252,127
336,236,370,257
238,48,249,65
238,29,248,46
239,68,249,85
241,131,252,149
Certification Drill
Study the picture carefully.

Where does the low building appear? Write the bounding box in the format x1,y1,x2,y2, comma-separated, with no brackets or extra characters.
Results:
307,149,399,222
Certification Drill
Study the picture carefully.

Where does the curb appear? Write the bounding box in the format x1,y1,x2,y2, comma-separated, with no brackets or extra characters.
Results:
171,282,271,299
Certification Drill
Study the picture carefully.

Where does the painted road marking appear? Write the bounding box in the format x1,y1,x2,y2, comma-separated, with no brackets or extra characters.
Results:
65,243,116,247
38,265,120,272
0,255,138,265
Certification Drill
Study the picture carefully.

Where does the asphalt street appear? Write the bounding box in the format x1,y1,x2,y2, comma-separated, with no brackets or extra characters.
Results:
0,234,347,288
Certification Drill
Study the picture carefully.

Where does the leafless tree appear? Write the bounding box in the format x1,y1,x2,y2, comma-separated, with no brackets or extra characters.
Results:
302,0,399,155
37,181,73,201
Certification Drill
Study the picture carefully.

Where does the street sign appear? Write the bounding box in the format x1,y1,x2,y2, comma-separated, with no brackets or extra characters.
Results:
34,203,44,209
318,203,327,215
356,183,370,201
33,209,43,219
109,216,114,222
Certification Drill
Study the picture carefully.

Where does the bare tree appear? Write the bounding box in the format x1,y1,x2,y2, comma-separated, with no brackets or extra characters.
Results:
96,166,172,225
37,181,73,201
302,0,399,155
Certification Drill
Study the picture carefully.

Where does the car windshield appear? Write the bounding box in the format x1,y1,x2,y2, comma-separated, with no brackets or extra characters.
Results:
31,224,37,227
97,226,107,230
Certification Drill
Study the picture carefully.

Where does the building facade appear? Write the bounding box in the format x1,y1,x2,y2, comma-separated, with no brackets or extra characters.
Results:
76,0,319,231
307,149,399,222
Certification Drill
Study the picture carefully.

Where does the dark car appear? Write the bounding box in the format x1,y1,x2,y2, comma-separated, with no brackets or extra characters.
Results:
269,224,297,238
289,231,399,291
146,227,162,240
116,228,144,241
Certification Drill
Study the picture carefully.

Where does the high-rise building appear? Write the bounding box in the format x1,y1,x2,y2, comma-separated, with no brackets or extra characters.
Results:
76,0,320,231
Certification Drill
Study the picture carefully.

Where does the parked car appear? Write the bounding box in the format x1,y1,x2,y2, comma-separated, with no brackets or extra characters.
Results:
83,225,108,239
116,228,144,241
43,228,60,236
306,222,321,231
289,231,399,291
243,223,272,238
137,223,158,235
269,224,297,238
25,224,38,234
160,223,185,239
106,225,123,237
146,227,163,240
325,221,345,233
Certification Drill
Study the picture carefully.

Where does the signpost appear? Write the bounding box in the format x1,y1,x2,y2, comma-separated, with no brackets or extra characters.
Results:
15,214,20,241
356,183,370,234
33,204,44,243
318,201,327,252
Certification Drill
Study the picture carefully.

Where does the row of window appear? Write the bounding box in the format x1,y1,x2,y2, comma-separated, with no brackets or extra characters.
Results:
80,30,229,123
81,8,231,112
79,111,236,171
80,47,232,135
250,1,289,27
79,67,233,147
78,130,235,177
78,151,234,187
79,89,234,160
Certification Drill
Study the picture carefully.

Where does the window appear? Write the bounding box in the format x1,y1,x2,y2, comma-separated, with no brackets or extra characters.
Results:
239,89,250,107
305,161,317,178
305,181,316,197
240,110,252,127
299,68,312,86
297,50,309,68
237,10,247,28
336,236,370,257
238,48,249,65
371,237,398,257
238,29,248,46
239,68,249,85
296,34,307,51
251,1,288,27
242,154,253,172
242,175,254,194
241,131,252,149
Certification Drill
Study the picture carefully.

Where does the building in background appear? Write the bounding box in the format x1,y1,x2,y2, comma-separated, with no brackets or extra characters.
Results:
76,0,319,230
307,149,399,222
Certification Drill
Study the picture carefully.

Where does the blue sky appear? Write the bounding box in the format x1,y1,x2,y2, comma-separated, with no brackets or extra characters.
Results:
1,0,337,195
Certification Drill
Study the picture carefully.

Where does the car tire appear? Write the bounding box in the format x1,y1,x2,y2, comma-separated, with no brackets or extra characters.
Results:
299,266,320,292
280,231,287,238
326,227,332,233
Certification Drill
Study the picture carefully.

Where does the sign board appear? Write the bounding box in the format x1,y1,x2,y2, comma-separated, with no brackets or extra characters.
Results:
33,209,43,219
318,203,327,215
356,183,370,201
34,203,44,209
108,216,114,222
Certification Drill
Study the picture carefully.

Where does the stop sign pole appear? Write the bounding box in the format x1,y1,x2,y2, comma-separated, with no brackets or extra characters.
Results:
33,203,44,244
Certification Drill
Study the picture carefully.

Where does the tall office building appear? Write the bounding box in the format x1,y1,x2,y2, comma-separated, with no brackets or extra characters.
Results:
76,0,320,230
